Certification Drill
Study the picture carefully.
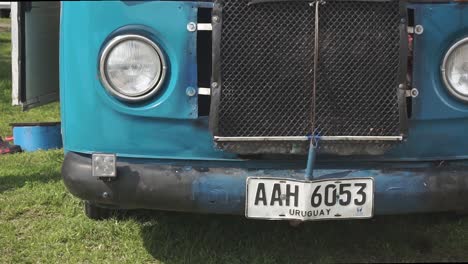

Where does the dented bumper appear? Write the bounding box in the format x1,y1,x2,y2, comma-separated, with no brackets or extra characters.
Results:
62,152,468,216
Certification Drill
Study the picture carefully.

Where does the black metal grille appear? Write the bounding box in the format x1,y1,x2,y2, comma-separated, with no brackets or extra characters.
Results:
212,0,404,139
216,0,315,137
316,1,402,136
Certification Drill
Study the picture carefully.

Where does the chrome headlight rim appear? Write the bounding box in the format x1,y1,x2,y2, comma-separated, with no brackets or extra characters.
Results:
99,34,168,102
441,37,468,102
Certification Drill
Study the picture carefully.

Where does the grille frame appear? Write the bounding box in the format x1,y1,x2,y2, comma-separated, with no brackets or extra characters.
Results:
210,0,409,154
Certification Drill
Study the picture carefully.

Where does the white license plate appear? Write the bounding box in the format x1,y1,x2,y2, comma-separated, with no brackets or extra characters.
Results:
246,177,374,221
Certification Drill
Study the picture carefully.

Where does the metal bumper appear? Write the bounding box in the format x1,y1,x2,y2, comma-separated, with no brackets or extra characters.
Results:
62,152,468,215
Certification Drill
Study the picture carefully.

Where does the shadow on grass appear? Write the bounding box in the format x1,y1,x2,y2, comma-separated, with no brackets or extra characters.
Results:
121,210,465,263
0,170,61,193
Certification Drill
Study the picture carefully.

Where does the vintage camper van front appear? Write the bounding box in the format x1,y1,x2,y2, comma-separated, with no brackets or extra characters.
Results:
60,1,468,220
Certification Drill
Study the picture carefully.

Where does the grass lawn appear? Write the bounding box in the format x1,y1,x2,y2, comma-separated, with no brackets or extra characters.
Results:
1,18,468,264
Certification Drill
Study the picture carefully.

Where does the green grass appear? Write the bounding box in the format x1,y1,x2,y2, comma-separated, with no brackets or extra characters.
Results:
0,18,10,25
1,18,468,264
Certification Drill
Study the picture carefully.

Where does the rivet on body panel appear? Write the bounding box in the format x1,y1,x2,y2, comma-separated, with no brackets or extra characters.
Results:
187,22,197,32
414,25,424,35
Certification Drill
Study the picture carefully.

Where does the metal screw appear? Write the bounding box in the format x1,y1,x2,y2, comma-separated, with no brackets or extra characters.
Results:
186,87,196,97
410,88,419,98
415,25,424,35
102,192,109,199
187,22,196,32
211,82,219,88
212,16,220,23
400,18,406,24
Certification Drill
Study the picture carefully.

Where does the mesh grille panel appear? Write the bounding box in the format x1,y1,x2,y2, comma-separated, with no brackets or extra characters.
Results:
218,1,315,137
316,1,401,136
214,0,403,138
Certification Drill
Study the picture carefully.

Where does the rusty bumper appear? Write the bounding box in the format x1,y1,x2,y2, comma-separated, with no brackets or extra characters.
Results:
62,152,468,215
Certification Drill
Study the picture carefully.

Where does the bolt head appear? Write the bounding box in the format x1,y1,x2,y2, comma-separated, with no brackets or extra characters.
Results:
187,22,196,32
211,82,219,88
212,16,220,23
415,25,424,35
186,87,196,97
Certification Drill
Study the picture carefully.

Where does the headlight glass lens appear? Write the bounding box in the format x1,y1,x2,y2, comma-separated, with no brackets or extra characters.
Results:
443,38,468,101
101,35,166,101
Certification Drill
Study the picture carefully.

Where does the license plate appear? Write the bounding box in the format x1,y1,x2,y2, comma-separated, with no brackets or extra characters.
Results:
246,177,374,221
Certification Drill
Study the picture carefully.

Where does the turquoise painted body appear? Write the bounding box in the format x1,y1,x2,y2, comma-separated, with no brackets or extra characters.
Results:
386,2,468,160
60,1,468,163
60,1,234,161
59,1,468,215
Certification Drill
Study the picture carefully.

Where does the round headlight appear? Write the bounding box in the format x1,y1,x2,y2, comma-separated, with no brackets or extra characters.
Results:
99,35,167,101
441,37,468,102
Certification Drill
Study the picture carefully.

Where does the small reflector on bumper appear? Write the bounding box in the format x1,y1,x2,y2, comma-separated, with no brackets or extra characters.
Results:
92,153,116,177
